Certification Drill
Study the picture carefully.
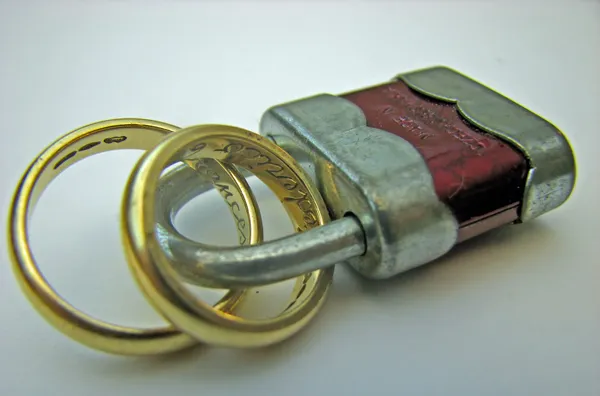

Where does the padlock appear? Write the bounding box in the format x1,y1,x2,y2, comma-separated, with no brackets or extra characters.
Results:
156,65,575,287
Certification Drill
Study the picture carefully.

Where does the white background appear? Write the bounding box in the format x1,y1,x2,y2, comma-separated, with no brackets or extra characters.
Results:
1,1,599,395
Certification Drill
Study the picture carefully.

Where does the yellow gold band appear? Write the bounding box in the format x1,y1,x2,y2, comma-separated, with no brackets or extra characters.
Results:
7,118,262,355
123,124,335,347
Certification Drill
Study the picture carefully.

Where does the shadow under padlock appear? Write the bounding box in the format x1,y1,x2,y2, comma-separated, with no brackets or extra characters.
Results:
352,218,558,299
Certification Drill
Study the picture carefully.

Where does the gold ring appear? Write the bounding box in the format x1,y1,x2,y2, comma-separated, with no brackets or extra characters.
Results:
7,118,262,355
122,124,335,347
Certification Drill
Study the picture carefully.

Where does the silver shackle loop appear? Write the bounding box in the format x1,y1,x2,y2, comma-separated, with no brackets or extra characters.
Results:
155,164,366,288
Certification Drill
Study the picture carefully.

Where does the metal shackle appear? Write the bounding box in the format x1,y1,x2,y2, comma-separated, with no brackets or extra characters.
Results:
156,164,366,288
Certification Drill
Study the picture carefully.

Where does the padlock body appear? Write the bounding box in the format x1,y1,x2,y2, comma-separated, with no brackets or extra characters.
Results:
260,66,575,279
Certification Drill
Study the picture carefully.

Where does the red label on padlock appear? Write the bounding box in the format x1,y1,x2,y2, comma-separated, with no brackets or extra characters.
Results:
342,81,528,242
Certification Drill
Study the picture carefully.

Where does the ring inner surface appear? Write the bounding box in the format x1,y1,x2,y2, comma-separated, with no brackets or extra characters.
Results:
142,130,331,327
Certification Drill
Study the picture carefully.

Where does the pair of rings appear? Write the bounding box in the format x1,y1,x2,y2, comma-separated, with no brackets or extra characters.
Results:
8,118,334,355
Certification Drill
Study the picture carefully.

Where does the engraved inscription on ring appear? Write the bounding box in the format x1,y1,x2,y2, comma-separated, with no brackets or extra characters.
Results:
53,136,128,170
214,142,317,231
195,160,248,245
217,143,299,191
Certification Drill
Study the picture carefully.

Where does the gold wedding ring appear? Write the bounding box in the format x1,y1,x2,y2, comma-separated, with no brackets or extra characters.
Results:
122,124,334,347
7,118,262,355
